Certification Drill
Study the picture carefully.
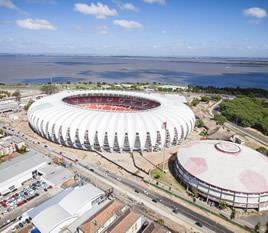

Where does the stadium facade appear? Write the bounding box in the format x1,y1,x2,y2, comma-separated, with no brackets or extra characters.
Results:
28,90,195,153
174,140,268,211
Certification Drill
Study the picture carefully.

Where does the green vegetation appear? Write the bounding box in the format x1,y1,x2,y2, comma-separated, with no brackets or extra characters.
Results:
230,208,236,219
199,129,208,137
256,147,268,156
40,84,59,94
200,95,210,103
187,85,268,98
212,113,227,125
252,222,261,233
17,145,27,154
155,218,165,226
0,90,11,99
218,200,227,210
220,96,268,135
195,119,205,128
191,95,221,107
190,98,200,106
151,169,161,179
150,167,186,192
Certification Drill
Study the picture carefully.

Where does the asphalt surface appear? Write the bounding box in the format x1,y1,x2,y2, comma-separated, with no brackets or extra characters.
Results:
2,126,235,233
79,163,233,233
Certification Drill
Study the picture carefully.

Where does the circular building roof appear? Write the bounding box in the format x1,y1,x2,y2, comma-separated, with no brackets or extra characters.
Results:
177,140,268,193
28,90,195,152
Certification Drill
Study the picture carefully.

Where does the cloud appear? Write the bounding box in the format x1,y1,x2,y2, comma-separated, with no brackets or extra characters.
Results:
74,2,117,19
96,25,108,34
0,0,17,9
113,19,143,29
143,0,165,5
243,7,267,19
16,18,56,30
122,3,137,11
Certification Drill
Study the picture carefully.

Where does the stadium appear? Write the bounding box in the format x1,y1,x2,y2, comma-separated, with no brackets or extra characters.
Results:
27,90,195,153
174,140,268,211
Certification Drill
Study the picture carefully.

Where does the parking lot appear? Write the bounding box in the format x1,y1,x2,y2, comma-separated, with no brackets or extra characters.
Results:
0,178,52,216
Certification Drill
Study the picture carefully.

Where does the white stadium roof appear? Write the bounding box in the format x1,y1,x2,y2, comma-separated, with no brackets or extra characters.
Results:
177,140,268,194
28,90,195,152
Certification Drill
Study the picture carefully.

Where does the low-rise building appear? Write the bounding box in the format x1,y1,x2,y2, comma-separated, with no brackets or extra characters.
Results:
28,184,107,233
108,209,144,233
78,200,167,233
0,150,50,195
0,136,26,156
79,200,125,233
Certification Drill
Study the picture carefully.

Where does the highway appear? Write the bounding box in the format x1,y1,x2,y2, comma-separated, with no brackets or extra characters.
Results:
2,126,236,233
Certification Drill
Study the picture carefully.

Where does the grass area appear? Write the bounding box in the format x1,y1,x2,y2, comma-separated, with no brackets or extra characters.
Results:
150,166,186,193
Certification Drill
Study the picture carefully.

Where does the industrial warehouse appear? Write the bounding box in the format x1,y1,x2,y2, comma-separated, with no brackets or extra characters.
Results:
174,140,268,211
27,90,195,153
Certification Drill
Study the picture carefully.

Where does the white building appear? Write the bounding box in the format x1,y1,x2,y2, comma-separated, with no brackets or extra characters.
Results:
28,90,195,153
174,140,268,211
0,151,50,195
28,184,106,233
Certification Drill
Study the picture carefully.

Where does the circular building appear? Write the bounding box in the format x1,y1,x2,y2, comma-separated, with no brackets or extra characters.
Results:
174,140,268,211
28,90,195,153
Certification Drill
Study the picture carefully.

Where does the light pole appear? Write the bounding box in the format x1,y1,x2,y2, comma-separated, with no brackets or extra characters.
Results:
162,121,167,173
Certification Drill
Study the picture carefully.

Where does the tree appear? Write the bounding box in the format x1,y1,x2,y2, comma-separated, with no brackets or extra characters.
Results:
256,147,268,156
218,200,227,210
40,84,59,94
192,187,199,198
199,129,208,138
191,98,200,106
195,119,205,128
12,89,21,101
220,96,268,135
230,208,236,219
213,113,227,125
200,96,210,103
254,222,260,233
156,218,164,225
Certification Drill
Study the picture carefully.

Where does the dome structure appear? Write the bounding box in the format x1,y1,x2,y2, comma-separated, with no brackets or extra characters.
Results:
174,140,268,211
28,90,195,153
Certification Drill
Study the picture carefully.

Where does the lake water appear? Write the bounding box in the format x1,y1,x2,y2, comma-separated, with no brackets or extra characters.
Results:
0,55,268,89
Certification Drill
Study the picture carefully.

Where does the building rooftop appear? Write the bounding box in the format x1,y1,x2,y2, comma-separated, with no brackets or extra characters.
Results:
28,184,105,233
177,140,268,193
0,150,50,184
109,210,141,233
39,165,73,186
80,200,124,233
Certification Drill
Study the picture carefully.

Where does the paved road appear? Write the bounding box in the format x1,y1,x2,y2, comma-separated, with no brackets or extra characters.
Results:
2,126,235,233
82,164,233,233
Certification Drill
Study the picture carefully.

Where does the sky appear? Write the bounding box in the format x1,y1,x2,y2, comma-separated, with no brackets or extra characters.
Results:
0,0,268,57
